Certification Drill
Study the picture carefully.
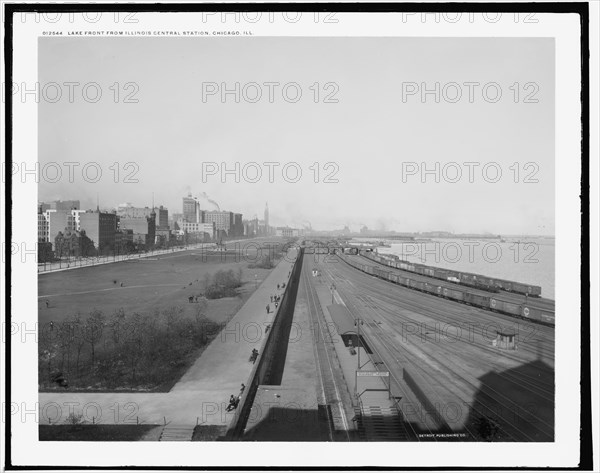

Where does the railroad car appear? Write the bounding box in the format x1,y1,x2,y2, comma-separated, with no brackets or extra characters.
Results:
408,279,425,291
490,298,522,317
336,252,554,326
463,292,491,307
524,306,555,324
423,282,439,296
430,268,445,279
444,287,465,302
373,267,390,279
360,250,543,297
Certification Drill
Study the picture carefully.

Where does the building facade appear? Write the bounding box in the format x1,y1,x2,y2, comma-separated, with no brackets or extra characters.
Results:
276,227,301,238
119,212,156,249
203,210,234,238
183,194,201,223
180,221,215,240
79,211,119,253
156,206,169,229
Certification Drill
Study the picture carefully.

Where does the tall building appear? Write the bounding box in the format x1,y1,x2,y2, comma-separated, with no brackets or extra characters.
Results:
204,210,234,238
79,211,118,253
183,193,201,223
233,213,243,237
71,209,87,231
45,210,74,249
38,212,49,242
119,210,156,249
156,206,169,229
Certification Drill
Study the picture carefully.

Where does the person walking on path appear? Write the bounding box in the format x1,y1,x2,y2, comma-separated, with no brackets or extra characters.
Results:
266,304,270,314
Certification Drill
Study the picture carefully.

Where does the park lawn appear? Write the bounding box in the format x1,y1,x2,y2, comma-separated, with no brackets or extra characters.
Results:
38,242,286,392
38,250,275,326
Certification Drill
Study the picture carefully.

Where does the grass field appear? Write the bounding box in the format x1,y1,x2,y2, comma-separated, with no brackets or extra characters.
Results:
38,240,287,326
37,238,291,391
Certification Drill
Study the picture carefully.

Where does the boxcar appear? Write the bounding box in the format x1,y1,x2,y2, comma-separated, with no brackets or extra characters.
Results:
522,306,555,324
463,291,491,307
491,298,522,317
423,282,437,296
445,288,465,302
510,281,542,297
409,279,426,291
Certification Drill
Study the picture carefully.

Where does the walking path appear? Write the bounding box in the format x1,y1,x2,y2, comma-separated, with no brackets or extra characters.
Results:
39,251,298,433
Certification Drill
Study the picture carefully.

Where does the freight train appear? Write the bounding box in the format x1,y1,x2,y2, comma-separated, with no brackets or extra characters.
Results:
360,250,542,297
337,252,555,326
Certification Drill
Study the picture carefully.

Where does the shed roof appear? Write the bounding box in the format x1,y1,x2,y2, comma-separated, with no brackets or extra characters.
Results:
327,304,358,335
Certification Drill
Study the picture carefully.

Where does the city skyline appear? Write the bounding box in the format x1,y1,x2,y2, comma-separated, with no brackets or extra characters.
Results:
38,36,555,235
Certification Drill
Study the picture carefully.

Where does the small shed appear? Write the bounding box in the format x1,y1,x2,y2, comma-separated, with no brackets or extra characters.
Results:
494,329,517,350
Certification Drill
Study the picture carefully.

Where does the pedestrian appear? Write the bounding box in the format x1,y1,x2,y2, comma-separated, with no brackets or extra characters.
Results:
277,284,280,290
266,304,270,314
240,383,246,394
45,300,49,308
270,295,273,302
120,282,124,287
275,301,278,309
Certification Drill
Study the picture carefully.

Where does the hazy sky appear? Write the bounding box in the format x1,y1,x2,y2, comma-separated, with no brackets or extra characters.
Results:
39,37,554,234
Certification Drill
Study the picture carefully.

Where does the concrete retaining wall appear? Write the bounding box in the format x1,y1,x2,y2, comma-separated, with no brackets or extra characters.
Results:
223,248,304,440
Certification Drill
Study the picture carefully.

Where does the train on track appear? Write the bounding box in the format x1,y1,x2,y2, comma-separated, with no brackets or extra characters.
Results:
337,252,555,326
360,250,542,297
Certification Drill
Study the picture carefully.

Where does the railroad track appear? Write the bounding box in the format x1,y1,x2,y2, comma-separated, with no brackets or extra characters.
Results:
301,261,351,441
320,259,555,441
333,259,556,365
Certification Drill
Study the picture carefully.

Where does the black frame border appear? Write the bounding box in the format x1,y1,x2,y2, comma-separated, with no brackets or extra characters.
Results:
2,2,592,471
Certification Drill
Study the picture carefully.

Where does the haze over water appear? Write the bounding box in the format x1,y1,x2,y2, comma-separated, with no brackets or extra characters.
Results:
376,238,555,300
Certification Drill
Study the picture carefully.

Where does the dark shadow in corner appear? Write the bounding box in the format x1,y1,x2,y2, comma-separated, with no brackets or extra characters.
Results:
464,358,554,442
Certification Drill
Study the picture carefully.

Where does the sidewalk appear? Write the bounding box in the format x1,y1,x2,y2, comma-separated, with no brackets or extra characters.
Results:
39,252,298,428
242,259,322,440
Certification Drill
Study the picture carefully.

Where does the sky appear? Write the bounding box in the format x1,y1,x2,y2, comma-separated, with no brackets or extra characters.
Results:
38,36,555,234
